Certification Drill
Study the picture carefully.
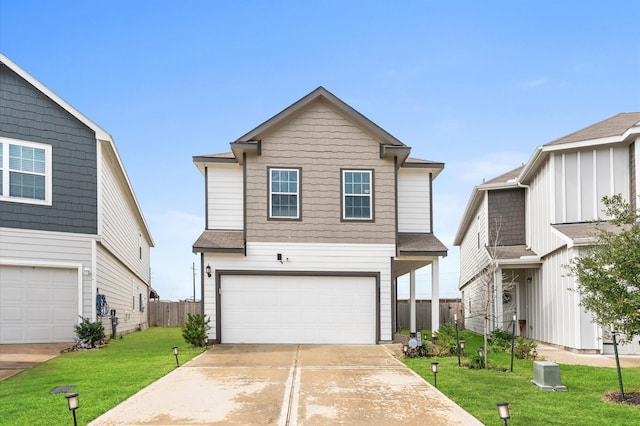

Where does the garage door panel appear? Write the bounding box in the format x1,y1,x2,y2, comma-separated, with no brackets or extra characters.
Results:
221,275,376,344
0,266,77,344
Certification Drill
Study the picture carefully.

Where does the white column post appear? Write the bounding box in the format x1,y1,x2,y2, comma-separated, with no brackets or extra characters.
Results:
431,259,440,332
410,270,416,334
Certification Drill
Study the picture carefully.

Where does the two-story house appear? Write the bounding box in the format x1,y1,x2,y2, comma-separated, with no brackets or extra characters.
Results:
0,54,154,344
455,113,640,354
193,87,447,344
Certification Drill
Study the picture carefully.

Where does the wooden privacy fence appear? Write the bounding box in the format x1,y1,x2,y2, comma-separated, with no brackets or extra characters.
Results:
397,299,464,331
148,301,202,327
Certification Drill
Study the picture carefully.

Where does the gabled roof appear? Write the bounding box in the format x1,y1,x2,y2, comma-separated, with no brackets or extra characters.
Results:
0,53,154,245
520,112,640,184
226,86,412,165
545,113,640,146
453,166,523,245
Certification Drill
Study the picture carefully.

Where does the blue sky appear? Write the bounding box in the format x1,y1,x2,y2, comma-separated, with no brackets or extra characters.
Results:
1,1,638,300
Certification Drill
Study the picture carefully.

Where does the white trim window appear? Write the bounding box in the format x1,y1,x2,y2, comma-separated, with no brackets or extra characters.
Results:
343,170,372,220
269,168,300,219
0,137,52,205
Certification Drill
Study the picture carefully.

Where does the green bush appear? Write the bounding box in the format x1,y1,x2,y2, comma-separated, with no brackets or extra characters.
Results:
515,336,538,359
182,313,211,347
488,328,513,353
432,322,458,355
74,317,106,347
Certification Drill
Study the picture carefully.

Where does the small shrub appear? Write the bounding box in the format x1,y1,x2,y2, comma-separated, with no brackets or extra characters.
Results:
515,336,538,359
432,322,458,355
74,317,106,347
182,313,211,347
488,328,513,353
470,353,485,369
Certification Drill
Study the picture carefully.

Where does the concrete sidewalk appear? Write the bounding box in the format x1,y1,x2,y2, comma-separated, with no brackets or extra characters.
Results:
535,343,640,368
89,344,483,426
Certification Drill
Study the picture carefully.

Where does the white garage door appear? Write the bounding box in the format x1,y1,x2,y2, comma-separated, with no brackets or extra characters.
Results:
0,266,78,344
221,275,376,344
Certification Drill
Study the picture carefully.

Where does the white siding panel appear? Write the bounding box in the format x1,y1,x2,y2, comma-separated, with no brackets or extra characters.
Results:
207,163,243,230
458,195,490,287
613,145,629,200
398,168,430,233
96,244,148,335
100,144,151,283
529,160,565,256
204,242,395,342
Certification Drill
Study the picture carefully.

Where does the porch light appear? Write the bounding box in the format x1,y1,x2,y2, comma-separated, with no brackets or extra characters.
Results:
431,362,439,387
172,346,180,367
205,264,211,277
497,402,510,425
65,392,79,426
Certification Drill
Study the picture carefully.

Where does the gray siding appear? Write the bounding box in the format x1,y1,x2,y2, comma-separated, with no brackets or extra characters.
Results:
245,101,396,244
0,63,98,234
488,188,525,246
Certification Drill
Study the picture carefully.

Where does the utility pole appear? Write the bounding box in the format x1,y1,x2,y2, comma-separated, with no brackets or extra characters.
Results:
190,262,197,302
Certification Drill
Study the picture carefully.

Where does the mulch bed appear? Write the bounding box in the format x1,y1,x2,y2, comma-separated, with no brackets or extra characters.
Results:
603,391,640,406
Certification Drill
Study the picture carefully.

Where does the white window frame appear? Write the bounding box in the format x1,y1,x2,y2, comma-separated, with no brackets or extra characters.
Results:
269,168,300,219
342,169,373,220
0,137,52,206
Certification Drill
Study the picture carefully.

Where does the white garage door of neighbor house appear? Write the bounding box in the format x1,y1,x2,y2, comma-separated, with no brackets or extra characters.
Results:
221,275,376,344
0,266,78,344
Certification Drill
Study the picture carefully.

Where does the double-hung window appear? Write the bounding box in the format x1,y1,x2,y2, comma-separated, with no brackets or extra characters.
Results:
342,170,373,220
269,168,300,219
0,138,52,205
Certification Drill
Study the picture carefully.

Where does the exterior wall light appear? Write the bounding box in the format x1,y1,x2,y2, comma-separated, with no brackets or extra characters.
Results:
431,361,439,388
497,402,510,425
65,392,79,426
172,346,180,367
205,264,212,277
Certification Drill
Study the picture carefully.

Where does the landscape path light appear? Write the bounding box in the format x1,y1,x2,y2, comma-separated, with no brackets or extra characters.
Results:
172,346,180,367
497,402,510,425
65,392,79,426
431,361,439,388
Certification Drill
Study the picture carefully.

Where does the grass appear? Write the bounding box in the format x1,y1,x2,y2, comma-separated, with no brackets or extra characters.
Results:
404,330,640,425
0,327,205,426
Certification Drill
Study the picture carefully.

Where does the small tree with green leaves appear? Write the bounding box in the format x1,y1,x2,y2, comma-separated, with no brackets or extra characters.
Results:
568,194,640,343
182,313,211,347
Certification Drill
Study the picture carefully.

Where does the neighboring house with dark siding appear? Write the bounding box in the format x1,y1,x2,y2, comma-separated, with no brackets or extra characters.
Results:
0,53,154,344
193,87,447,344
455,113,640,354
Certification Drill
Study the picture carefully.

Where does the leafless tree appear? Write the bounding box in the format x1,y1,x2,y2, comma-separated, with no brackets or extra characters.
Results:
467,218,517,368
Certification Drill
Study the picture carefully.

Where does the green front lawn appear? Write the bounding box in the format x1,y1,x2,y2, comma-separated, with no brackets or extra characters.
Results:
0,327,205,426
404,331,640,425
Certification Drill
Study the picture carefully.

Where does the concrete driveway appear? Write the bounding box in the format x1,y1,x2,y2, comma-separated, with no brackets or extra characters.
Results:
0,343,70,381
90,344,482,425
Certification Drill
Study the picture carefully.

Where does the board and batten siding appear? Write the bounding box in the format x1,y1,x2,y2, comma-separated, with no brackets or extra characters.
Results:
244,101,396,244
99,142,150,282
528,159,565,257
397,168,430,233
203,242,395,342
96,244,148,333
553,146,630,223
523,247,599,351
0,227,94,317
207,163,243,230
